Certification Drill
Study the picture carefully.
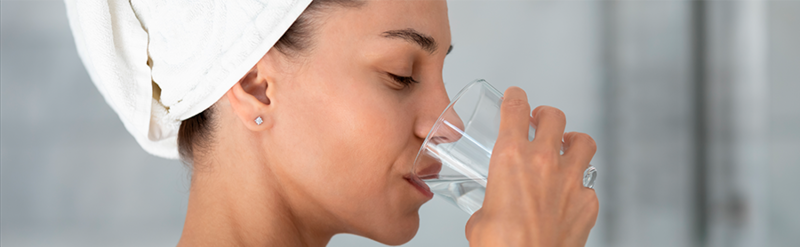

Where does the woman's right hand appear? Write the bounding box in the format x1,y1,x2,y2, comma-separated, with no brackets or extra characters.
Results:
465,87,599,247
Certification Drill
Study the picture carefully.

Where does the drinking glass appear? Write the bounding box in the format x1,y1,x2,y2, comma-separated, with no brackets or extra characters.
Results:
411,79,597,215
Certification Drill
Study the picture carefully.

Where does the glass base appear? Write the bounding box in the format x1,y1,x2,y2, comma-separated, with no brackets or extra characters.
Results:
426,177,486,215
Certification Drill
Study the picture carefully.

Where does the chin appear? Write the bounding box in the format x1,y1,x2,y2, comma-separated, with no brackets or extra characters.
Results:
369,212,421,246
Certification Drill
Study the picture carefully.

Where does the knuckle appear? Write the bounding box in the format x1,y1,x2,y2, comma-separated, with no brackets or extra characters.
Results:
530,149,558,166
502,98,530,112
495,141,527,160
539,106,566,121
572,133,597,152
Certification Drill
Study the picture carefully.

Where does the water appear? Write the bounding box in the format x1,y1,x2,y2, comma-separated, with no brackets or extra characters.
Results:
425,177,486,215
422,137,490,215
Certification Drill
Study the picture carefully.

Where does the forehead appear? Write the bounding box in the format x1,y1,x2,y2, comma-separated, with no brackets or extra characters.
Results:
314,0,451,54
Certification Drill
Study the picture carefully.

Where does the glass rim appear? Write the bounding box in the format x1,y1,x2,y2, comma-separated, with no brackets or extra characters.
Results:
412,79,503,176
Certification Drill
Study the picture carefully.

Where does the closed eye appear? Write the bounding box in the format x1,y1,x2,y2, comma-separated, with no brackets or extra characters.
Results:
388,73,418,87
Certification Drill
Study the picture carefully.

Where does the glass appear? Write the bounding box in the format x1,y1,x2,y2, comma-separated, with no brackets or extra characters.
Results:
411,79,596,215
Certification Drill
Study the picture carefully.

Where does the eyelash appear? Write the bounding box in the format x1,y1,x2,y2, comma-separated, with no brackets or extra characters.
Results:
388,73,419,87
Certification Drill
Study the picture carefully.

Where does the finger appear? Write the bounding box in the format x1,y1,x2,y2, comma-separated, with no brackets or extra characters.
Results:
530,106,567,150
567,193,599,247
464,209,483,241
498,87,531,142
562,132,597,169
576,191,600,232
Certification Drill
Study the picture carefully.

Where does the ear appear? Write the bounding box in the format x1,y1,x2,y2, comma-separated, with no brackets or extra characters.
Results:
226,50,281,131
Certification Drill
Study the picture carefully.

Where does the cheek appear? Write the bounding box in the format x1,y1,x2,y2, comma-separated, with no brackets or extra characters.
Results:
272,76,410,201
268,50,424,237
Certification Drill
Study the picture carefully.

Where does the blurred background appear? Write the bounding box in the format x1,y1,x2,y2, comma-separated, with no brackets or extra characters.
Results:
2,0,798,246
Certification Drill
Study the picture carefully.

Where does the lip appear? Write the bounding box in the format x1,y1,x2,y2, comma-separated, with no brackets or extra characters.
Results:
404,175,434,199
415,161,442,179
406,155,443,199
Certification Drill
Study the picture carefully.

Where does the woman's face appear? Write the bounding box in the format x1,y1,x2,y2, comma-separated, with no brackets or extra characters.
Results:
265,0,451,244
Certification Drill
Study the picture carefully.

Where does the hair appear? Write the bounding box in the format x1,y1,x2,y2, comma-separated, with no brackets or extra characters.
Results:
177,0,363,164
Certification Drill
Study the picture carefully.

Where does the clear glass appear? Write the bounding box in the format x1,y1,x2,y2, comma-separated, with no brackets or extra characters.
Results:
412,79,535,215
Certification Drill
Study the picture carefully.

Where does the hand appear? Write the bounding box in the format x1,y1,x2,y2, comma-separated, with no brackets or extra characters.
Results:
465,87,599,247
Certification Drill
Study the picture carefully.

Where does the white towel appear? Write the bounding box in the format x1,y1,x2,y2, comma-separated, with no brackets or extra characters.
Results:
65,0,313,159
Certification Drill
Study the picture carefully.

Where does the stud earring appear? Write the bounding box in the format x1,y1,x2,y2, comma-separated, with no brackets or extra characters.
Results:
255,116,263,125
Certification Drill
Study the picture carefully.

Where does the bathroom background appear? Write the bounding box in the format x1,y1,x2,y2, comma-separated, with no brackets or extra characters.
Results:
2,0,798,246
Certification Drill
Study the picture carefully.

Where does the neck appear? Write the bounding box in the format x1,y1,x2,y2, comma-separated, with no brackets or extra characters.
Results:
177,145,335,247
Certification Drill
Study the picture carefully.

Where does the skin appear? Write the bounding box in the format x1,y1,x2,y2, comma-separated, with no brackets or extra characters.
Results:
177,1,598,246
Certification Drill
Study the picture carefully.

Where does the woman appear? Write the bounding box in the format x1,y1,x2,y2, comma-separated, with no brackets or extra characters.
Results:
67,0,598,246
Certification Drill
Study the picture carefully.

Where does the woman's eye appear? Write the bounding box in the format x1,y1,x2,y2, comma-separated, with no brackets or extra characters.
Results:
388,73,418,88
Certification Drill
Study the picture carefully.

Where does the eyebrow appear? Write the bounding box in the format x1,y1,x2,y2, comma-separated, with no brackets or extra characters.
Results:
381,28,452,55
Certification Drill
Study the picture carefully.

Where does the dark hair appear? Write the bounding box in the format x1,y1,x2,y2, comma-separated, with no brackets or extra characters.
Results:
177,0,362,164
276,0,357,56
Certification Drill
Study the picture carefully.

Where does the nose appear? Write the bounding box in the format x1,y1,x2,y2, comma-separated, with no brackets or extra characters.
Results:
413,84,466,144
412,81,468,180
414,83,450,140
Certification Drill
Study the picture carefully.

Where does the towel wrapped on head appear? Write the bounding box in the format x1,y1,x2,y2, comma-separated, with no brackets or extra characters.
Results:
64,0,313,159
